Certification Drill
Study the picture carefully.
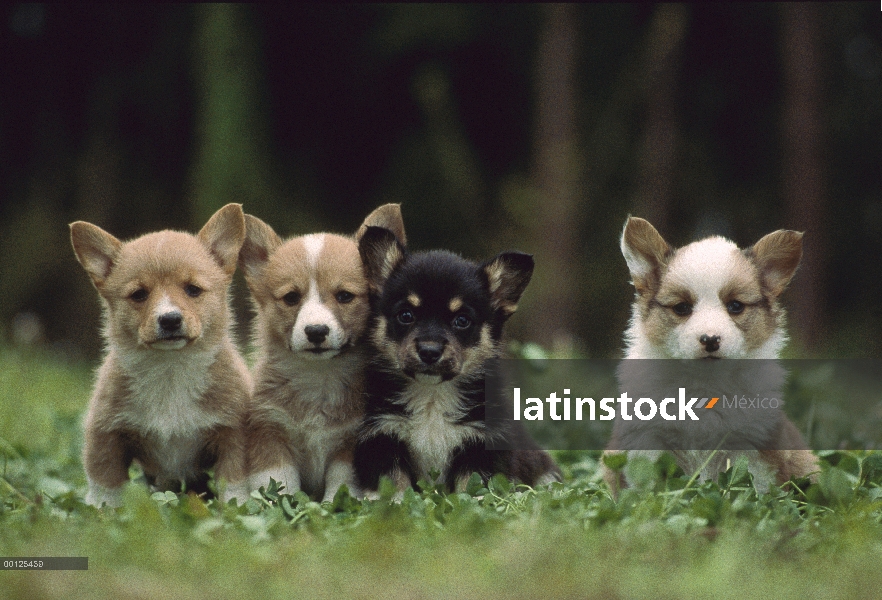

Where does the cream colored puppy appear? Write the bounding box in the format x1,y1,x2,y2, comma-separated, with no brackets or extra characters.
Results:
605,217,819,493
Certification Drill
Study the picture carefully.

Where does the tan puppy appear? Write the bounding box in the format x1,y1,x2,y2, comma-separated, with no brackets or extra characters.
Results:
71,204,251,507
240,204,405,502
604,217,819,494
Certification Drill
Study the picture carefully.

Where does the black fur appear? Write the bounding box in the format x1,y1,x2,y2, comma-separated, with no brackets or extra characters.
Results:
354,227,560,492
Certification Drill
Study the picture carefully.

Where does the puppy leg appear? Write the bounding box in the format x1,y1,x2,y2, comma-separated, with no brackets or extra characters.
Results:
353,433,413,500
83,428,129,508
760,417,820,488
322,448,357,503
209,425,250,504
246,421,301,495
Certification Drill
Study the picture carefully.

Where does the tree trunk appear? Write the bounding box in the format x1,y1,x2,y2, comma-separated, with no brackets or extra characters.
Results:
527,3,581,352
189,4,275,226
631,4,689,233
780,3,826,352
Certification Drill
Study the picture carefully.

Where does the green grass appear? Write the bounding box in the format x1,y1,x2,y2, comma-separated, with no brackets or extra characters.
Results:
2,346,882,599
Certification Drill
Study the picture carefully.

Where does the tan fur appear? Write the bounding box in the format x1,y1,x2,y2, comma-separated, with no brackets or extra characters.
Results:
482,254,533,314
758,418,820,485
448,297,463,313
620,216,672,294
408,293,422,307
604,217,819,495
71,204,251,507
241,205,405,501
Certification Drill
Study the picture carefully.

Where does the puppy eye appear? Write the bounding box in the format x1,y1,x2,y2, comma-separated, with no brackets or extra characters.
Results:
727,300,745,315
130,289,149,302
397,309,415,325
672,302,692,316
185,284,202,298
453,315,472,329
282,291,301,306
336,291,355,304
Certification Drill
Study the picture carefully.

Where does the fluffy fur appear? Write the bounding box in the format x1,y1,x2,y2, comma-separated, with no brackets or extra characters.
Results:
240,204,406,502
604,217,819,493
71,204,252,507
354,227,560,495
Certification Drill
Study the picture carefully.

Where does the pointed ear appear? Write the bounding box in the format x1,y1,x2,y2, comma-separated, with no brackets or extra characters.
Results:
358,225,405,292
620,216,672,295
480,251,534,317
197,204,246,275
355,203,406,246
748,230,803,297
70,221,123,289
238,214,283,280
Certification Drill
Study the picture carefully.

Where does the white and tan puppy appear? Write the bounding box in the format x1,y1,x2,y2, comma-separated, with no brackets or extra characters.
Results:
605,217,819,493
240,204,406,502
71,204,251,507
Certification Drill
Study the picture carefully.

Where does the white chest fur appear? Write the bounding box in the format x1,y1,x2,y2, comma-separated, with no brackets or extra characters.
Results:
114,348,223,440
393,381,480,480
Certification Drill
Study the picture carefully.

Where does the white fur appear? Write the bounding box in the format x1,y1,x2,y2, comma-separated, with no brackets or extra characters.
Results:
151,433,210,488
303,233,324,268
220,480,251,505
113,348,223,440
322,460,358,503
289,234,347,358
368,380,481,481
619,235,791,492
613,360,788,492
249,465,301,495
621,241,654,282
85,480,123,508
150,294,188,349
624,237,786,360
153,294,178,321
259,351,363,498
150,339,188,351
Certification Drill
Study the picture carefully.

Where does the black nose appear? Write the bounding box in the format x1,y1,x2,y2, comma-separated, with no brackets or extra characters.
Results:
699,334,721,353
158,312,183,333
417,341,444,365
305,324,330,344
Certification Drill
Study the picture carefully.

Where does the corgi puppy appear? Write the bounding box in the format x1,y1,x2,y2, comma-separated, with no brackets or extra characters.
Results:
70,204,251,507
239,204,406,502
353,226,560,495
604,216,819,493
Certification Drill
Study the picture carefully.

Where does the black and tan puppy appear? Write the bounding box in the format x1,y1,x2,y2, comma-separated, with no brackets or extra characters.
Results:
354,227,560,496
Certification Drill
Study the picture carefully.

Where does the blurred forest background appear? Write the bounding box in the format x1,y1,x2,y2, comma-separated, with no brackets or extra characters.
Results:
0,3,880,361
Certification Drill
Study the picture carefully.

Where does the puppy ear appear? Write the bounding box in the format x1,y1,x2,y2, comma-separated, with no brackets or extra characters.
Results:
197,203,246,276
70,221,123,289
355,203,406,247
358,225,405,292
238,214,283,280
748,230,803,297
620,216,671,295
480,251,534,317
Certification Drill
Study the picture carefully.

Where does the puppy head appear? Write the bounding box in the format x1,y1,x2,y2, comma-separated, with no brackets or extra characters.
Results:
70,203,245,351
359,226,533,382
239,204,405,360
621,216,802,359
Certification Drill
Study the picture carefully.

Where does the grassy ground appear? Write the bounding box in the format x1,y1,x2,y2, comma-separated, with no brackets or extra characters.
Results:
2,345,882,599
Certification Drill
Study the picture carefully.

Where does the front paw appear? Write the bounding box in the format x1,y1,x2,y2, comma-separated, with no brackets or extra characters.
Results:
85,483,123,508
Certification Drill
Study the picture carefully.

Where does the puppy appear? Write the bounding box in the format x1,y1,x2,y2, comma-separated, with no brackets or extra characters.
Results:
239,204,405,502
353,226,560,496
71,204,251,507
604,216,819,493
